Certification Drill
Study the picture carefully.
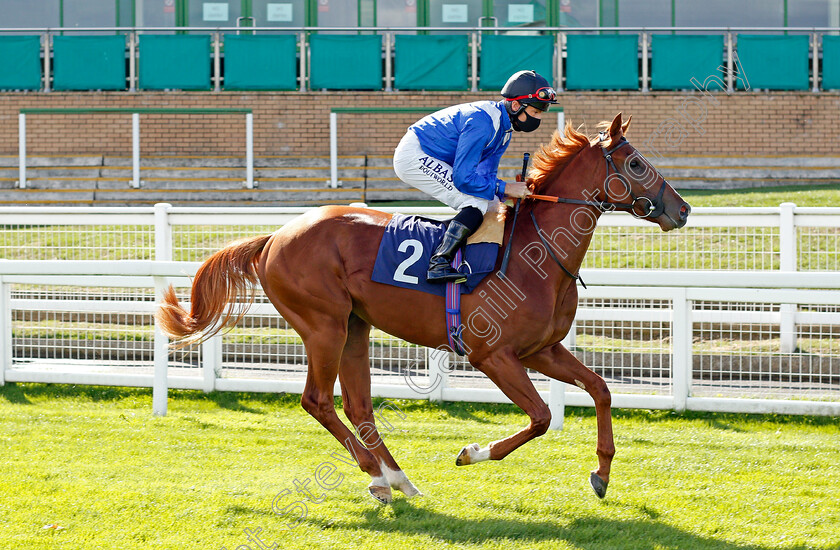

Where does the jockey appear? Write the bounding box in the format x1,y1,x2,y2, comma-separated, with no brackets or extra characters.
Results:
393,69,557,284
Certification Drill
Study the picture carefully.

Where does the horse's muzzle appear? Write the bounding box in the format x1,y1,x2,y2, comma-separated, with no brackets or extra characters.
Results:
677,202,691,228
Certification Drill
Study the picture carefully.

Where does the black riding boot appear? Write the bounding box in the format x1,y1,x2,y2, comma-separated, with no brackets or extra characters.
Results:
426,220,473,284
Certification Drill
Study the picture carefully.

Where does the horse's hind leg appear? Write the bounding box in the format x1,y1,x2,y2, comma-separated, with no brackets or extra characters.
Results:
338,314,422,501
297,313,386,496
520,342,615,498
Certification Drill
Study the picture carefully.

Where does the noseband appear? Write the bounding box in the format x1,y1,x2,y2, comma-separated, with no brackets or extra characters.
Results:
528,133,668,219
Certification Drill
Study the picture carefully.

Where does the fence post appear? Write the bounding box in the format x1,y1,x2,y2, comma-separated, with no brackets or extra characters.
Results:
548,379,565,430
18,113,26,189
201,336,221,393
672,288,692,412
779,202,798,353
129,31,136,92
43,32,51,93
0,277,9,387
726,31,734,93
154,203,173,261
812,32,820,93
641,32,649,92
214,32,222,92
470,32,478,92
132,113,141,188
555,32,564,92
556,109,565,138
384,32,393,92
299,32,307,92
153,276,169,416
329,112,339,188
426,347,448,403
245,113,254,189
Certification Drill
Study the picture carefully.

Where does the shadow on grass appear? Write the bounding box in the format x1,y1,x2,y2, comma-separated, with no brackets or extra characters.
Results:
311,502,806,550
0,383,32,404
2,384,837,431
0,382,148,404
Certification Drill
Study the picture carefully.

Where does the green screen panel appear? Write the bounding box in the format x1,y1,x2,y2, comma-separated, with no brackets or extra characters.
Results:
735,35,809,90
565,35,639,90
309,35,382,90
821,35,840,90
651,35,723,91
53,36,126,91
479,35,554,91
394,35,468,91
0,36,42,90
139,35,211,91
223,35,297,90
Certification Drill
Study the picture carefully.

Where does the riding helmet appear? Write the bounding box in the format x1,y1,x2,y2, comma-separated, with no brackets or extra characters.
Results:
501,70,558,114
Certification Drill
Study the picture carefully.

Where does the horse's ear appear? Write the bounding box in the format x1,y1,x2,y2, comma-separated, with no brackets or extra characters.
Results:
608,113,623,139
621,115,632,135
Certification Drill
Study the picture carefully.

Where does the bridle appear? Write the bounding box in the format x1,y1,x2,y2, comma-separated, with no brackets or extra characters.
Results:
528,133,668,219
499,133,670,286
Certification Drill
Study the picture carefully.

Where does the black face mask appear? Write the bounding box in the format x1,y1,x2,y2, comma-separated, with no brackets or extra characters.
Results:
511,109,541,132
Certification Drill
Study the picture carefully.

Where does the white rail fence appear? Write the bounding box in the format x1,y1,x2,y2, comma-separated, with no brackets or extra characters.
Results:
0,204,838,417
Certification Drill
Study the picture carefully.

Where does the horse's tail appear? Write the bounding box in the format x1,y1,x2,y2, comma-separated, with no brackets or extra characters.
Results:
155,234,272,347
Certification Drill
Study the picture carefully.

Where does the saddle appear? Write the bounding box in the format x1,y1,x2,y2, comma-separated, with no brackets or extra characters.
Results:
371,210,505,356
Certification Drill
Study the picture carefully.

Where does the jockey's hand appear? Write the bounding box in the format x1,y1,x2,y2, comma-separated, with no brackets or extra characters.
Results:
505,181,531,199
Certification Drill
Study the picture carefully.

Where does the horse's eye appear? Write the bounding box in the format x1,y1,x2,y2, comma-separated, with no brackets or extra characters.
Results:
629,159,640,170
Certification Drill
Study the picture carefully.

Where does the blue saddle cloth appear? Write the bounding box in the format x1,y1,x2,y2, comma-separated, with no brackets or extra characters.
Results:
371,214,499,297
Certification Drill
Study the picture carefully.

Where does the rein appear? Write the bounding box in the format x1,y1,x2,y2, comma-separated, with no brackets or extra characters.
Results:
499,134,668,286
527,136,667,219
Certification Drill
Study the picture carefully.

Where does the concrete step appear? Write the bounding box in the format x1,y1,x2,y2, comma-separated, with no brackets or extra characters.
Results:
0,155,104,168
23,168,103,178
0,189,96,204
104,156,245,168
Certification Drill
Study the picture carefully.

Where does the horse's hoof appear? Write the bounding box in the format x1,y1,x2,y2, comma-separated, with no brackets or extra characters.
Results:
589,472,608,499
455,443,480,466
368,485,392,504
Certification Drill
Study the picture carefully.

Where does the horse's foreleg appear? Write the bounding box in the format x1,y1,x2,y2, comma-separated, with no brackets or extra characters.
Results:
338,315,421,502
457,348,551,465
520,342,615,498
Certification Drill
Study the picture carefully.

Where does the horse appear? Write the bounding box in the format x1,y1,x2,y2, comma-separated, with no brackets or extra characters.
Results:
156,113,690,503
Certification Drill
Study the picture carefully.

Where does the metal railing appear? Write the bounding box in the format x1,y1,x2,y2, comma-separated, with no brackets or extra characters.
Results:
0,204,838,417
1,262,838,418
2,25,839,93
16,108,255,189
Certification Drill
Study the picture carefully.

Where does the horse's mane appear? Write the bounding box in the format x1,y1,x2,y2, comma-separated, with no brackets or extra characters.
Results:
529,120,605,192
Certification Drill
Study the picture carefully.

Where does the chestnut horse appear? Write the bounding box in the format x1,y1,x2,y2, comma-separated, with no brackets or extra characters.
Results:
157,113,690,503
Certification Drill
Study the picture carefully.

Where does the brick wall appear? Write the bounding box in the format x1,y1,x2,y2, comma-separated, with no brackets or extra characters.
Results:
1,90,839,158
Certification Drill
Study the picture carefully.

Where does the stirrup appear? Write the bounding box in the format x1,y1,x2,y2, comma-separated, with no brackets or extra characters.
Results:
427,263,467,284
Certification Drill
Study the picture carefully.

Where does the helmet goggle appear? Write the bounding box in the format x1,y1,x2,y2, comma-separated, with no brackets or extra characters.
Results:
506,87,557,111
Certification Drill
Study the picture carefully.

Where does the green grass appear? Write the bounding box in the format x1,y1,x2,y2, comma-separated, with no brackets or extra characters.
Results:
1,384,838,550
677,184,840,208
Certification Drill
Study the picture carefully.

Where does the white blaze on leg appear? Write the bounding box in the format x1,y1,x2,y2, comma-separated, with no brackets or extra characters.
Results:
469,443,490,462
380,462,423,497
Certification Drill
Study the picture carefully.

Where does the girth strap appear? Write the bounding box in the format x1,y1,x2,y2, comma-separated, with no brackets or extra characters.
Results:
445,248,467,356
